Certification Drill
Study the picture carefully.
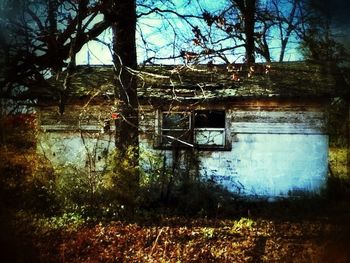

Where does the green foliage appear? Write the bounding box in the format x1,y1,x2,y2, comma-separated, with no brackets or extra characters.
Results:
328,98,348,147
138,146,238,217
327,98,349,198
137,148,239,217
102,146,140,215
201,227,216,240
36,212,85,232
14,210,85,233
329,147,348,178
54,165,105,214
138,148,173,207
44,146,140,218
230,217,255,234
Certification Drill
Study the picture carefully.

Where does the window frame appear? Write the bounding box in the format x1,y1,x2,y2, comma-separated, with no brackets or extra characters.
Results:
156,109,231,150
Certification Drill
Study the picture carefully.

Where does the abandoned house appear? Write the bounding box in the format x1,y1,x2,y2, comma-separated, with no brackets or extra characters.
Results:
37,62,349,198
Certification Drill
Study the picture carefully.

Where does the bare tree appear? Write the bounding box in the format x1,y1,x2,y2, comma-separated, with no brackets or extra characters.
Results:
197,0,305,63
255,0,303,62
0,0,109,102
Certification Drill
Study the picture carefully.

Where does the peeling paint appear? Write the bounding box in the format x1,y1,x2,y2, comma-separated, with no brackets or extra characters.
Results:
139,100,329,198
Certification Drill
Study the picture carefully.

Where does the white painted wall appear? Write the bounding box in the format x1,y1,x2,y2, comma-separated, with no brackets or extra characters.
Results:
37,132,114,172
198,134,328,197
139,104,329,198
38,102,329,198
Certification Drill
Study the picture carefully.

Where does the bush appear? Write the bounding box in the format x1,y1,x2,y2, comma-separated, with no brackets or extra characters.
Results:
54,165,105,215
138,149,173,208
102,146,140,217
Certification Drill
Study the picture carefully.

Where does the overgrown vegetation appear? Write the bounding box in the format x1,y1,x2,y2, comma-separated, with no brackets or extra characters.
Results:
1,110,349,262
1,109,349,217
0,114,233,220
327,98,349,198
3,203,350,263
0,114,58,213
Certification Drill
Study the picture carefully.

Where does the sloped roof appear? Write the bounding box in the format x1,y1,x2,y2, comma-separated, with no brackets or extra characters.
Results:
48,62,349,102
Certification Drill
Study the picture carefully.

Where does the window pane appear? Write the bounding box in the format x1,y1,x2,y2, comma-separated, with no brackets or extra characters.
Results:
194,110,225,128
195,129,225,146
162,113,190,129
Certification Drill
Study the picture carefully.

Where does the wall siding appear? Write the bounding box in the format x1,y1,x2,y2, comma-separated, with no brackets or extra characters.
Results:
37,99,329,198
198,134,328,197
139,99,329,198
37,102,116,176
39,104,113,131
37,131,114,172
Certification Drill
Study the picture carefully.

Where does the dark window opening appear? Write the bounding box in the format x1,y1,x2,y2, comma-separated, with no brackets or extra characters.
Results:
159,110,228,149
194,110,226,147
194,110,225,128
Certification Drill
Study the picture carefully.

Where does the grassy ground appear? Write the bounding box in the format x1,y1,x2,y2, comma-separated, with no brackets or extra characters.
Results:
2,199,350,263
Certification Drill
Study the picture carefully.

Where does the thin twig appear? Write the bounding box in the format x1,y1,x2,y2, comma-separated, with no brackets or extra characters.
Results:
150,228,164,255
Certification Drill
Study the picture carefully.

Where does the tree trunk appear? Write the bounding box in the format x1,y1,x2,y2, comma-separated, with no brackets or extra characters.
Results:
234,0,256,63
103,0,139,213
244,0,256,64
110,0,139,159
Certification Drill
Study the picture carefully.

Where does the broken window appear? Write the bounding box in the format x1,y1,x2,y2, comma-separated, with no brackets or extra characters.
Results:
159,110,228,149
194,110,225,147
161,112,191,146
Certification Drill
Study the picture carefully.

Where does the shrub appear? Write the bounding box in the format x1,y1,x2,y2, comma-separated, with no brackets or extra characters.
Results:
138,149,173,207
138,148,238,217
54,165,105,215
102,146,140,217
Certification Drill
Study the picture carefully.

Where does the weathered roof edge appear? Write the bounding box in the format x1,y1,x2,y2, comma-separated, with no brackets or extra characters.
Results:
41,61,350,103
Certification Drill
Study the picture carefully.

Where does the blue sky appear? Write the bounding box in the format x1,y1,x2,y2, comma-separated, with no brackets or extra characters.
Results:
76,0,229,65
76,0,350,65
